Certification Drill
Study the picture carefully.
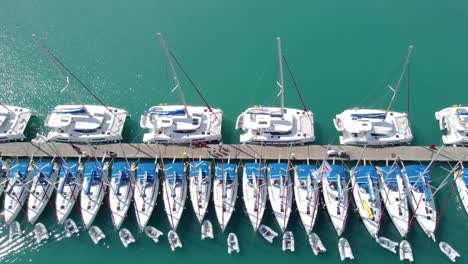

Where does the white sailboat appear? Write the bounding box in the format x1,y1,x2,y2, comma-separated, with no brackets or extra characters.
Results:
27,161,59,224
56,161,84,224
243,162,267,231
269,162,292,232
351,165,382,238
133,162,159,231
0,104,33,142
235,37,314,145
454,166,468,215
140,33,223,144
294,164,319,234
333,46,414,146
213,161,238,232
401,164,437,240
435,105,468,146
109,161,133,230
322,164,348,236
3,160,34,224
377,164,409,237
189,160,211,223
80,161,109,229
162,161,187,231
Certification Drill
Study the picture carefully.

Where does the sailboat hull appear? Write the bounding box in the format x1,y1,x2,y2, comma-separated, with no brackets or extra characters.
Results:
189,176,212,223
80,181,107,229
269,179,292,232
322,177,348,236
27,168,59,224
242,166,267,231
134,180,159,231
4,177,33,224
351,173,382,238
454,169,468,215
55,177,82,224
162,178,187,231
109,180,133,230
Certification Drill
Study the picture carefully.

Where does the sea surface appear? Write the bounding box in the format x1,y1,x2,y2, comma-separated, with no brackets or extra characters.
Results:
0,0,467,263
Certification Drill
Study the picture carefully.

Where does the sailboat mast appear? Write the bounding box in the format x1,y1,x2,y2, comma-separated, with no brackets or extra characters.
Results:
277,37,285,119
386,45,414,114
157,33,190,117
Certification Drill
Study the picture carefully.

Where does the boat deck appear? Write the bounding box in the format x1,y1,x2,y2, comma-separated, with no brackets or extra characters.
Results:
0,142,466,162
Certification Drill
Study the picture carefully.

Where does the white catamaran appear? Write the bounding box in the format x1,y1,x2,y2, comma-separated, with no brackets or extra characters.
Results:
3,160,34,224
109,161,134,230
0,104,33,142
55,161,84,224
322,164,348,236
377,164,409,237
454,166,468,215
243,162,267,231
189,160,211,223
133,162,159,231
294,164,320,234
435,105,468,146
269,162,292,233
401,164,437,241
351,165,382,238
213,161,238,232
80,161,109,229
140,33,223,144
333,46,414,146
27,161,59,224
162,161,187,231
235,37,314,145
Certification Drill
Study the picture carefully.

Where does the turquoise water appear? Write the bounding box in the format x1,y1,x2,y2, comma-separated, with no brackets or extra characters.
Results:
1,0,468,263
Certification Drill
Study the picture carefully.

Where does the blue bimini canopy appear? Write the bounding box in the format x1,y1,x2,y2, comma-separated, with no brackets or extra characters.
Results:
137,162,157,183
405,165,431,187
456,109,468,115
328,165,347,182
148,109,185,116
8,161,30,179
84,161,104,180
296,164,316,181
380,165,402,186
60,161,79,179
112,161,131,179
190,161,209,177
53,108,87,115
463,168,468,186
33,161,55,179
165,162,185,184
269,163,289,179
352,166,378,183
215,163,237,180
351,113,386,119
245,163,265,180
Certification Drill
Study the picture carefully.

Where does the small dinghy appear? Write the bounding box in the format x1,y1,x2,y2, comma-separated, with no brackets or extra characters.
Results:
309,233,326,255
258,224,278,243
119,228,136,248
227,233,240,254
64,218,79,237
338,238,354,261
377,236,398,254
282,231,295,252
439,242,460,263
201,220,214,240
9,221,21,240
33,223,49,244
399,240,414,262
168,230,182,251
144,226,163,243
88,225,106,245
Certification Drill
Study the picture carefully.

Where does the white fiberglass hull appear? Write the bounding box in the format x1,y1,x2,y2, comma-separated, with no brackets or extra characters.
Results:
0,105,33,142
27,171,59,224
55,177,82,224
378,176,409,237
242,167,267,231
351,176,382,238
454,171,468,215
269,179,292,232
162,178,187,231
189,176,212,223
213,176,238,231
322,177,348,236
80,180,107,229
134,180,159,231
4,176,33,224
435,106,468,146
109,180,133,230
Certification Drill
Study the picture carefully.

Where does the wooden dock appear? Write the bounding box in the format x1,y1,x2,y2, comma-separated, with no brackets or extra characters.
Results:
0,142,466,162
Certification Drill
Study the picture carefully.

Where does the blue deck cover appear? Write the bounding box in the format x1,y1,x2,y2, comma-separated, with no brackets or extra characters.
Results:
380,165,402,186
269,163,289,179
111,161,131,179
328,165,347,182
351,113,386,119
8,161,30,179
352,166,378,183
190,161,209,177
405,164,432,201
53,107,87,115
164,162,185,184
215,163,237,180
463,168,468,186
136,162,157,183
245,163,265,179
148,109,185,116
296,164,317,181
84,161,104,194
33,161,55,179
59,161,79,179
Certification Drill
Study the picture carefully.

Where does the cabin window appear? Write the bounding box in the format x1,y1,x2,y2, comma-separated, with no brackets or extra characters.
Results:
259,121,268,125
352,133,358,137
162,120,170,123
192,119,199,125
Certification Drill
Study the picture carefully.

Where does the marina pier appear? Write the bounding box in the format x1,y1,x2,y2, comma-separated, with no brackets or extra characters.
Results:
0,142,466,162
